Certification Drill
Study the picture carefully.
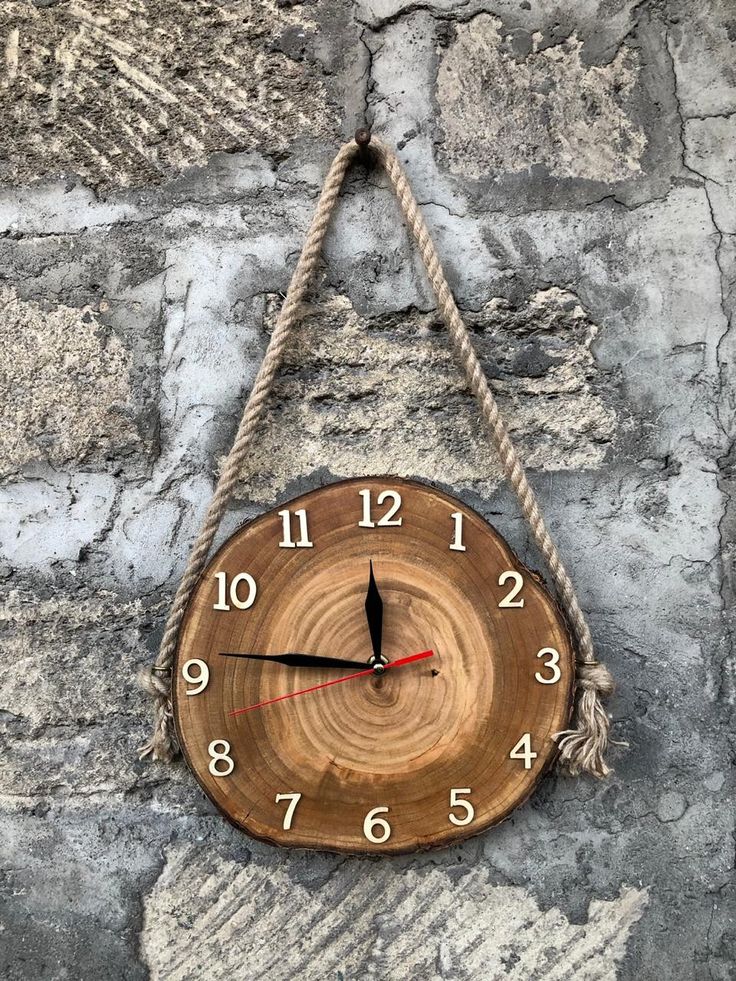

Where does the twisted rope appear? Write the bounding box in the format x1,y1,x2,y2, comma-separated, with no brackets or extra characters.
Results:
139,132,614,777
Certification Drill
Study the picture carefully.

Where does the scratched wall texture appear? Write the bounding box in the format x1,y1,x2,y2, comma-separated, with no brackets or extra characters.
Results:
0,2,734,979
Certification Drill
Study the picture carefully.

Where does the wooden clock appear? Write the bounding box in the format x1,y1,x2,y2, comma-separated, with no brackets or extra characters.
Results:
173,476,574,854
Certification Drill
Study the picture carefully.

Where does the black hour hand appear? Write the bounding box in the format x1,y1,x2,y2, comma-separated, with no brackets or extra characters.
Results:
364,560,385,665
219,652,370,670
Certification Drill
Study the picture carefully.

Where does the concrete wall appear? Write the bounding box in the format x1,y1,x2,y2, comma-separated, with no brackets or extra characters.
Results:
1,1,734,978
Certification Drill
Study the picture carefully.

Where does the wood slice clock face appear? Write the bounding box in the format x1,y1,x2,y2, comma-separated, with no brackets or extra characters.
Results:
173,477,574,855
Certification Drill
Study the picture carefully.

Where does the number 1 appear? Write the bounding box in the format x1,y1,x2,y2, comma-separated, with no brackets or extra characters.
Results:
450,512,466,551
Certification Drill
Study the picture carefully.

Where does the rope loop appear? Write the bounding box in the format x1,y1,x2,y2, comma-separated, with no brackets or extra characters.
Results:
138,133,615,778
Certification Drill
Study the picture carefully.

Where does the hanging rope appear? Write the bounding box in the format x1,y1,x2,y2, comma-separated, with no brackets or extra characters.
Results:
139,130,615,777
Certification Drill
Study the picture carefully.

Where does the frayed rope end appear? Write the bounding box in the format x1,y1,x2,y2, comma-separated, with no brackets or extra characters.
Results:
137,666,179,763
554,660,618,779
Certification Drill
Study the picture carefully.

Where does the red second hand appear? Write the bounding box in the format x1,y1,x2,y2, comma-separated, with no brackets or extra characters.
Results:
229,649,434,717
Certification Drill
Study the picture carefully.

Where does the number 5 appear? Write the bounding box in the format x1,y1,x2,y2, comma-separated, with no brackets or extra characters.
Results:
449,788,474,827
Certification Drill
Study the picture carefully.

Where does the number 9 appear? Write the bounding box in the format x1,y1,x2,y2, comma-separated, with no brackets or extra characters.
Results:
182,658,209,695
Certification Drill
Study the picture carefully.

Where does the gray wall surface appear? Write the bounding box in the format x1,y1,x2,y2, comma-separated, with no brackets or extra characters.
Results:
1,1,734,978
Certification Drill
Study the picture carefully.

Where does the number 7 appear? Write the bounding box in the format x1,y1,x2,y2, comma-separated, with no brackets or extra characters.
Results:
275,792,302,830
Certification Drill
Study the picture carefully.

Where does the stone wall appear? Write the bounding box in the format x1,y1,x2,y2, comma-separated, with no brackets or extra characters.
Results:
0,1,734,978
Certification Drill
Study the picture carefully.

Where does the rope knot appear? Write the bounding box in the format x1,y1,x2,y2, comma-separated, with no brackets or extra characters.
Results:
137,665,177,762
554,656,615,778
576,659,615,698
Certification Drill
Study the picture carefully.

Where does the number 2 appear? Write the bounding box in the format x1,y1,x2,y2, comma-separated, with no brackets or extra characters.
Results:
498,571,524,608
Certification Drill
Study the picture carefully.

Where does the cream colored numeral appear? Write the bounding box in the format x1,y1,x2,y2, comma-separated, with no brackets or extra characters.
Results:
182,658,209,695
275,792,302,830
509,733,537,769
363,806,392,843
208,739,234,776
278,509,313,548
535,647,561,684
358,489,403,528
498,570,524,608
450,511,466,551
213,571,257,611
448,788,474,826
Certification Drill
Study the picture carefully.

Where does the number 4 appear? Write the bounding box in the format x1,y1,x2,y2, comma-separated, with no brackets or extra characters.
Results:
509,733,538,769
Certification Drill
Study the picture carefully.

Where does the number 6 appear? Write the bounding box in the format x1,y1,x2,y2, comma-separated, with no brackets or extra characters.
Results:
363,806,391,843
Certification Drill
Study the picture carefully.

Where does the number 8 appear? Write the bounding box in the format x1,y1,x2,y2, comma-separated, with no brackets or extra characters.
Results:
208,739,234,776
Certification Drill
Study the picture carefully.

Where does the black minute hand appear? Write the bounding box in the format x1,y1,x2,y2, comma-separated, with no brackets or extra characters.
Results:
218,652,370,670
364,559,386,665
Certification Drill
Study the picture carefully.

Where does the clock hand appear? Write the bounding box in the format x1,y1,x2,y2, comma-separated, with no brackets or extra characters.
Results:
364,559,386,666
229,649,434,717
219,652,373,670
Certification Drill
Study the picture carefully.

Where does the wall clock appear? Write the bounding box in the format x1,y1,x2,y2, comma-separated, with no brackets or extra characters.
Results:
173,476,574,855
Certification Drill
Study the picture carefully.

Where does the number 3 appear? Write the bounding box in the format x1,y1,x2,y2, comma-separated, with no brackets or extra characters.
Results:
535,647,561,684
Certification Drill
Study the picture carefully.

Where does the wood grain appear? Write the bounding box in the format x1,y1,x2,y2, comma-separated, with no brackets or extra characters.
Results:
173,477,574,855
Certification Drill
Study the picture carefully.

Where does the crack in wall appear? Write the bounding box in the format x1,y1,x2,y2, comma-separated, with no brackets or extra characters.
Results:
668,27,736,706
